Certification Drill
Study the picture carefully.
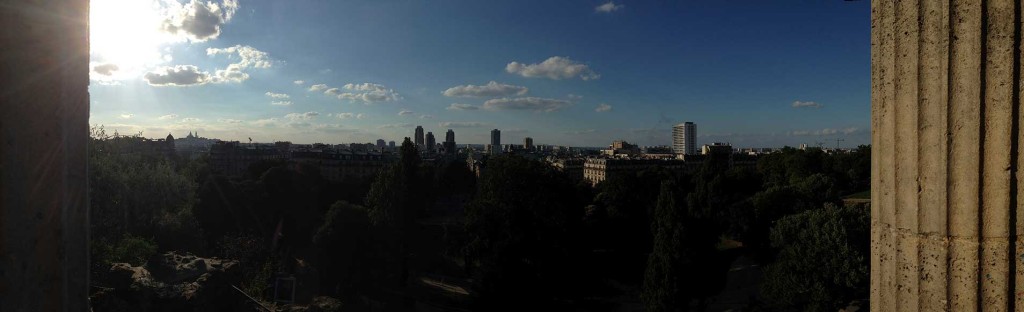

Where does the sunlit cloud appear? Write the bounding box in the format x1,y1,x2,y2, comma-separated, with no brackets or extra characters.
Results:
483,97,572,112
595,1,624,13
158,114,179,120
595,103,612,112
161,0,239,42
443,81,528,97
294,80,305,85
143,65,210,86
265,92,290,99
271,101,293,106
506,56,600,80
447,103,480,111
119,113,134,119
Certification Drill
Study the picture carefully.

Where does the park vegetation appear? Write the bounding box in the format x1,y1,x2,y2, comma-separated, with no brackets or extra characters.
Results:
88,127,871,311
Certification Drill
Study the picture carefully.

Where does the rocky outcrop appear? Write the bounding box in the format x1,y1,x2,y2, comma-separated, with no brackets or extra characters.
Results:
91,251,243,311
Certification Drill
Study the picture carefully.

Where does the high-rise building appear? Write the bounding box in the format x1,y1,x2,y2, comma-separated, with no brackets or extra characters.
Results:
376,139,386,150
425,132,436,153
672,122,697,155
443,129,456,155
490,129,501,155
524,137,534,151
414,126,425,148
388,141,396,148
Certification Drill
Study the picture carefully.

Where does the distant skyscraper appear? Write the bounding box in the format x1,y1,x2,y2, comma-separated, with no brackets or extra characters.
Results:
524,137,534,151
672,122,697,155
389,141,396,148
425,132,436,153
376,139,386,149
414,126,425,148
490,129,501,155
444,129,456,155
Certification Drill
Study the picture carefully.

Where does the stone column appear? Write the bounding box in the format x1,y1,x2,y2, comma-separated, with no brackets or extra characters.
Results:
871,0,1024,310
0,0,90,311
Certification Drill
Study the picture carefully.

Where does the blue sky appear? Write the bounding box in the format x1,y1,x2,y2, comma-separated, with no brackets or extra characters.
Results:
89,0,870,148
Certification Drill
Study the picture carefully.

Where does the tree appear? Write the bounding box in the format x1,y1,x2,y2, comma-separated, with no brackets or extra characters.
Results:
641,181,688,312
364,138,423,288
760,203,870,311
313,201,373,297
642,180,728,311
464,155,586,310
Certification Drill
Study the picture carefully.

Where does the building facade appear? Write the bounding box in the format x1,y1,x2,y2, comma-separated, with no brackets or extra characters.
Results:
425,132,436,153
672,122,697,155
415,125,425,148
524,137,534,151
444,129,456,155
490,129,501,155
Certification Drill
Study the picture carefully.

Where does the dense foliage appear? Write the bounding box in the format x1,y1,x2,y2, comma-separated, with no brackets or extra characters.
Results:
87,126,872,311
760,203,870,311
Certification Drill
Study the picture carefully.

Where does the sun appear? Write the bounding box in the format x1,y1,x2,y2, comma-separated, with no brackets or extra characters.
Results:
90,0,178,80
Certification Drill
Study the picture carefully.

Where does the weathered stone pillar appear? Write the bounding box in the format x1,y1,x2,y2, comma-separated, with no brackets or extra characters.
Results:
0,0,90,311
871,0,1024,310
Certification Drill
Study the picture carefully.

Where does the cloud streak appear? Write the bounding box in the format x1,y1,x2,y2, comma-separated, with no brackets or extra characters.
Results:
443,81,528,97
506,56,600,80
792,100,824,109
482,97,572,112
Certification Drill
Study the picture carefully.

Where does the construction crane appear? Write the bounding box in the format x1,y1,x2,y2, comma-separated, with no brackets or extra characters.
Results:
836,138,845,150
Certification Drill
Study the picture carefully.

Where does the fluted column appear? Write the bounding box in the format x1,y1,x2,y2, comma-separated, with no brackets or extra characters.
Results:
0,0,90,310
871,0,1023,310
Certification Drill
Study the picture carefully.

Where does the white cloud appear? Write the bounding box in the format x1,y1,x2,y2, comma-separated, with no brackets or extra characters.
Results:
446,103,480,111
506,56,600,80
567,94,583,100
206,45,271,83
357,113,366,119
398,110,415,116
331,83,402,104
439,122,488,128
595,103,612,112
334,113,356,119
324,88,343,96
143,65,210,86
265,92,290,99
207,45,271,69
92,63,119,76
293,80,305,85
161,0,239,42
419,114,433,119
378,123,413,129
181,117,202,123
119,113,134,119
158,114,179,120
309,84,328,92
482,97,572,112
443,81,528,97
595,1,624,13
271,101,292,106
792,100,824,109
285,111,320,121
218,118,243,124
789,127,861,136
252,118,280,127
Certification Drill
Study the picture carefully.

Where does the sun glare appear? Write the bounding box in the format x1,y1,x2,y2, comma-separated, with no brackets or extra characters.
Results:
90,0,178,80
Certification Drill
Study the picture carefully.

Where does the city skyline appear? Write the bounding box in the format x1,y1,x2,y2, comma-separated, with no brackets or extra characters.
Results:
87,0,870,147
